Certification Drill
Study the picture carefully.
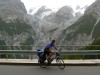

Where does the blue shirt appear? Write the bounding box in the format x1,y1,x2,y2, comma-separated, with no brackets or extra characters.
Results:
45,42,55,49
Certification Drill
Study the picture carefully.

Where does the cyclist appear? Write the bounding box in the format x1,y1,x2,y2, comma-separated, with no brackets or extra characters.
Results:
43,39,59,63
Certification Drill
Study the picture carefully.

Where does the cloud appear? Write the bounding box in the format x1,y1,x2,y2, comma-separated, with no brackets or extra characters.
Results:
21,0,95,14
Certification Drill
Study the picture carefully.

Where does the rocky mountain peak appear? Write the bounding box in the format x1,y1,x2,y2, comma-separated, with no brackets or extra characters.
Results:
84,0,100,19
0,0,27,20
56,6,74,22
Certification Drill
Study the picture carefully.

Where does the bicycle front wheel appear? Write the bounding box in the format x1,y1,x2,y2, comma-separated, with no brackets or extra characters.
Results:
56,58,65,69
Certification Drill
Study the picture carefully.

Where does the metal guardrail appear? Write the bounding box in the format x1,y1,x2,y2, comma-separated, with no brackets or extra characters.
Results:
0,50,36,55
0,50,100,59
61,50,100,55
0,50,100,55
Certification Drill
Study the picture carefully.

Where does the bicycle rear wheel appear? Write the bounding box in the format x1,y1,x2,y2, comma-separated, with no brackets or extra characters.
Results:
38,58,48,68
56,58,65,69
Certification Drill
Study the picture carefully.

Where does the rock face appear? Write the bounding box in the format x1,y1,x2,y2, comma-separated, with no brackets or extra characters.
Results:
85,0,100,19
0,0,27,19
56,6,74,23
0,0,35,50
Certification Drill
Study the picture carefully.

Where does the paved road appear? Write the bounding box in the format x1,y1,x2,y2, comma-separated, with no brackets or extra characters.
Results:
0,65,100,75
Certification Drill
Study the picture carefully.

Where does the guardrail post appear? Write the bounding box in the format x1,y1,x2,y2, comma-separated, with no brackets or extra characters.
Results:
30,54,33,60
6,54,8,59
96,55,98,59
82,55,85,60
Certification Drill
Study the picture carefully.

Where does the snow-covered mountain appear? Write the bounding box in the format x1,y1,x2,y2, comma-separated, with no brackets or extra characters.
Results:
29,6,83,45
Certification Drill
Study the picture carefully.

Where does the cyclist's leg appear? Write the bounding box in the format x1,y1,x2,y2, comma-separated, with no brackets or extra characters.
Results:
44,48,53,62
47,50,53,61
46,50,54,64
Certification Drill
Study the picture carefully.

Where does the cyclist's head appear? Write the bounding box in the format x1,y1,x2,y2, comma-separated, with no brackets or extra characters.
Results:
51,39,56,43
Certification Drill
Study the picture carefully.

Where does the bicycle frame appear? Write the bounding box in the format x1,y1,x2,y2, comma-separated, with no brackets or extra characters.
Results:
50,52,60,63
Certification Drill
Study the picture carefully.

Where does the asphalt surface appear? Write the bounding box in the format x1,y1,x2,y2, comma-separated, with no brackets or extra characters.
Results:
0,65,100,75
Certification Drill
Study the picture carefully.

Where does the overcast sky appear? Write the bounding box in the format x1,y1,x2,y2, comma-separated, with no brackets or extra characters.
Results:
21,0,95,13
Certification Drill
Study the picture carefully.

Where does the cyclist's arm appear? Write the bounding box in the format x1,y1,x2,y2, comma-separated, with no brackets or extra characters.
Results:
54,46,59,51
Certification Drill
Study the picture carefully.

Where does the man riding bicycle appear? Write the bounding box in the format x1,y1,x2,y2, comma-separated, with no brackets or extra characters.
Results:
43,39,59,63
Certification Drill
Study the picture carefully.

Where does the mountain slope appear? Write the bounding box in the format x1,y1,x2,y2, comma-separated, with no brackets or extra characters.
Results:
58,0,100,46
0,0,35,50
0,18,35,50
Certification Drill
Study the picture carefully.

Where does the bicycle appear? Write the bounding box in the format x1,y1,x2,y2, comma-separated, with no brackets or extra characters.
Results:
38,50,65,69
